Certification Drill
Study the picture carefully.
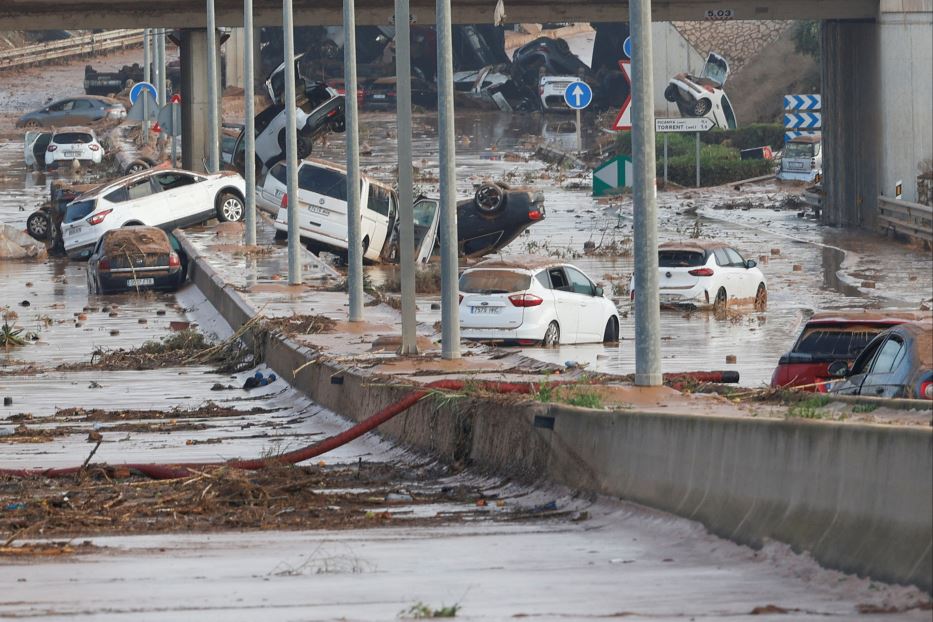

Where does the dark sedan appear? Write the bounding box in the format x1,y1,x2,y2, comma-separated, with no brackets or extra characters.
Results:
16,96,126,129
828,322,933,400
86,227,186,295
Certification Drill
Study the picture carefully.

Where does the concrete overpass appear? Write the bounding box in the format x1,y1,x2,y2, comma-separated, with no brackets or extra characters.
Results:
0,0,879,28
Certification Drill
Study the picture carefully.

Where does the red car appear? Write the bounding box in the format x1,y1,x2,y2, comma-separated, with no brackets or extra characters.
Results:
771,311,931,391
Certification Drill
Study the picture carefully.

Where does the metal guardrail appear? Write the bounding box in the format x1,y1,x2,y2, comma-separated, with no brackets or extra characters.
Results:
878,195,933,244
0,30,144,70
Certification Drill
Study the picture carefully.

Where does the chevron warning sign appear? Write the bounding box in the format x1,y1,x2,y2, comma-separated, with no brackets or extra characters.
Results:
784,130,820,142
784,112,822,129
783,94,821,110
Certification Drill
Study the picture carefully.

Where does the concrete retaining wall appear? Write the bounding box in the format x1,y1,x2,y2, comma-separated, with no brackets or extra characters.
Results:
180,231,933,592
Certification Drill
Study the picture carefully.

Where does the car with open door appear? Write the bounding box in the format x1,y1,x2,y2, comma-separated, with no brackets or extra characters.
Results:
86,227,185,294
61,168,246,259
630,241,767,310
42,127,104,169
459,257,621,346
778,134,823,183
663,52,737,130
828,321,933,400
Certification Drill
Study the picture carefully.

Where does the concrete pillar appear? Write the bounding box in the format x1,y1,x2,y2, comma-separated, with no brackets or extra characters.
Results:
821,20,880,227
180,29,222,173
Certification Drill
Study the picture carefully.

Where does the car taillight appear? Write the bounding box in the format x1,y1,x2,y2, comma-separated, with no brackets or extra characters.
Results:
327,109,337,117
921,381,933,400
98,257,111,272
47,145,58,152
508,293,543,307
528,209,543,221
86,209,113,225
168,252,181,268
89,144,100,151
281,194,288,209
689,267,715,277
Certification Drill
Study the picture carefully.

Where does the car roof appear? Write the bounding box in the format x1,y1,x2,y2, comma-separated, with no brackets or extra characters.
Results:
297,157,390,190
805,310,932,326
659,240,730,252
789,134,821,144
887,321,933,366
53,126,95,134
71,168,199,202
469,255,570,271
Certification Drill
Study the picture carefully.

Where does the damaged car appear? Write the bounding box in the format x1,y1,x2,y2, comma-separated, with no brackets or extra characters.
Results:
86,226,187,295
664,52,737,130
16,95,125,129
265,158,545,263
778,134,822,183
25,127,104,170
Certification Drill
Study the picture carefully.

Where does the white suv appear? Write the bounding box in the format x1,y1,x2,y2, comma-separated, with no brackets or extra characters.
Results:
24,127,104,170
61,168,246,259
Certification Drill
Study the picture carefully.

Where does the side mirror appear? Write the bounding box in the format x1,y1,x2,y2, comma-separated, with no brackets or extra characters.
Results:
745,259,757,269
827,360,849,378
594,286,604,297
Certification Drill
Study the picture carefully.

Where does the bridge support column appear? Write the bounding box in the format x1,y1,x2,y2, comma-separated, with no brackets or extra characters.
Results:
180,29,222,173
821,20,880,228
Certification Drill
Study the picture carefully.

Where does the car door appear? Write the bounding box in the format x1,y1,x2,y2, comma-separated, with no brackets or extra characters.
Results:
565,266,602,342
119,175,166,226
56,99,80,125
413,198,440,263
857,334,910,398
363,182,393,261
833,336,885,395
150,171,211,227
725,247,754,299
712,248,736,299
24,131,51,167
545,267,579,343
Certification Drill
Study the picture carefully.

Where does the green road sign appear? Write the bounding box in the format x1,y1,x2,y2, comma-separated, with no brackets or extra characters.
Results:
593,155,633,196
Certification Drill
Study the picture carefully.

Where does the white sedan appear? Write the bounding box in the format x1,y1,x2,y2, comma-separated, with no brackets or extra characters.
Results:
459,257,621,346
630,241,767,309
61,168,246,259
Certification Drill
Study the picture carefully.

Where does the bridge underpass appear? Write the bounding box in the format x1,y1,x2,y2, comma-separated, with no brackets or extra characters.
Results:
1,1,930,224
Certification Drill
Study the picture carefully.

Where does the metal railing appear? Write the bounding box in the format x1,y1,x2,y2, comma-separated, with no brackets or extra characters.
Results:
877,195,933,244
0,30,144,71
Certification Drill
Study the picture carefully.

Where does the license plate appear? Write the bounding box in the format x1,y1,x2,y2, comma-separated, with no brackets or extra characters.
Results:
471,306,500,314
372,94,387,100
127,278,155,287
66,226,82,236
65,151,82,158
307,205,330,216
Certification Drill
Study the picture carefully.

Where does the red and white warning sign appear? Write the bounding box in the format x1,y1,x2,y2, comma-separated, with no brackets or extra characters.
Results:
611,61,632,131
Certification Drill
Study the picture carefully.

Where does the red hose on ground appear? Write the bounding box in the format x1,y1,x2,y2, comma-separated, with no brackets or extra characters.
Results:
0,373,737,480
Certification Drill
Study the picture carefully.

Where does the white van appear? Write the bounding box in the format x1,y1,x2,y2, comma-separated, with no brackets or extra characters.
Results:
778,134,822,182
269,158,399,263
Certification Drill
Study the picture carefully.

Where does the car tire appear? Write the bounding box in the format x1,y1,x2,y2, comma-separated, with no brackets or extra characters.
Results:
332,117,346,133
542,321,560,347
602,316,619,343
663,84,679,103
754,283,767,310
26,211,51,241
713,287,728,311
693,98,712,117
125,159,150,174
474,183,506,215
296,135,313,159
23,119,41,130
216,192,245,222
274,229,287,241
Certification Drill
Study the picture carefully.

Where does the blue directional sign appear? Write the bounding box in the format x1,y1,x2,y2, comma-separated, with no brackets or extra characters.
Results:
563,81,593,110
783,94,821,111
623,36,632,59
784,111,822,130
129,81,158,105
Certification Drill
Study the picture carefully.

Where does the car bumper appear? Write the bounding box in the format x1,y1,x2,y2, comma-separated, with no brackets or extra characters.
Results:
460,313,552,343
98,270,182,293
778,169,820,182
658,284,711,307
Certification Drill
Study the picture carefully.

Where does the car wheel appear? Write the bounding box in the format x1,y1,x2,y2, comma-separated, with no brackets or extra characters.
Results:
274,229,287,241
754,283,768,310
713,287,727,311
542,321,560,347
23,119,41,130
663,84,679,103
26,211,51,241
692,98,712,116
332,117,346,133
296,135,313,159
474,183,506,215
125,159,150,174
602,316,619,343
216,192,245,222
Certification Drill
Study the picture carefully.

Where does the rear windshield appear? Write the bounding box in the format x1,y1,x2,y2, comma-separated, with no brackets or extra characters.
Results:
784,142,814,158
54,132,93,144
459,270,531,294
298,165,348,202
794,326,887,358
64,199,97,224
659,250,706,267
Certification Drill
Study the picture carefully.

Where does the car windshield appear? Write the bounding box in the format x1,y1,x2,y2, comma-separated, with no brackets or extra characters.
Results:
460,270,531,294
659,250,706,267
64,199,96,224
54,132,93,144
784,142,814,158
701,54,729,86
794,326,888,358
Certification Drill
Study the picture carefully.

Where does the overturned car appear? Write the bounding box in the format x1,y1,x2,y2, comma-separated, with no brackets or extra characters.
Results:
664,52,737,130
262,158,545,263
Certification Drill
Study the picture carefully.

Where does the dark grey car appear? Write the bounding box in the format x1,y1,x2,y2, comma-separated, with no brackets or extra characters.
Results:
829,322,933,400
16,96,126,129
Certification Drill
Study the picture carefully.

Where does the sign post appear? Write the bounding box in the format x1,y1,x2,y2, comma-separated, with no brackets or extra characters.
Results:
654,117,714,187
563,80,593,153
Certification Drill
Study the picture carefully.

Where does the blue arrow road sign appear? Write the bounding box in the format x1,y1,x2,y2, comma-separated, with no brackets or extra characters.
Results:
129,81,158,105
784,111,822,129
783,94,821,111
623,36,632,59
564,81,593,110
